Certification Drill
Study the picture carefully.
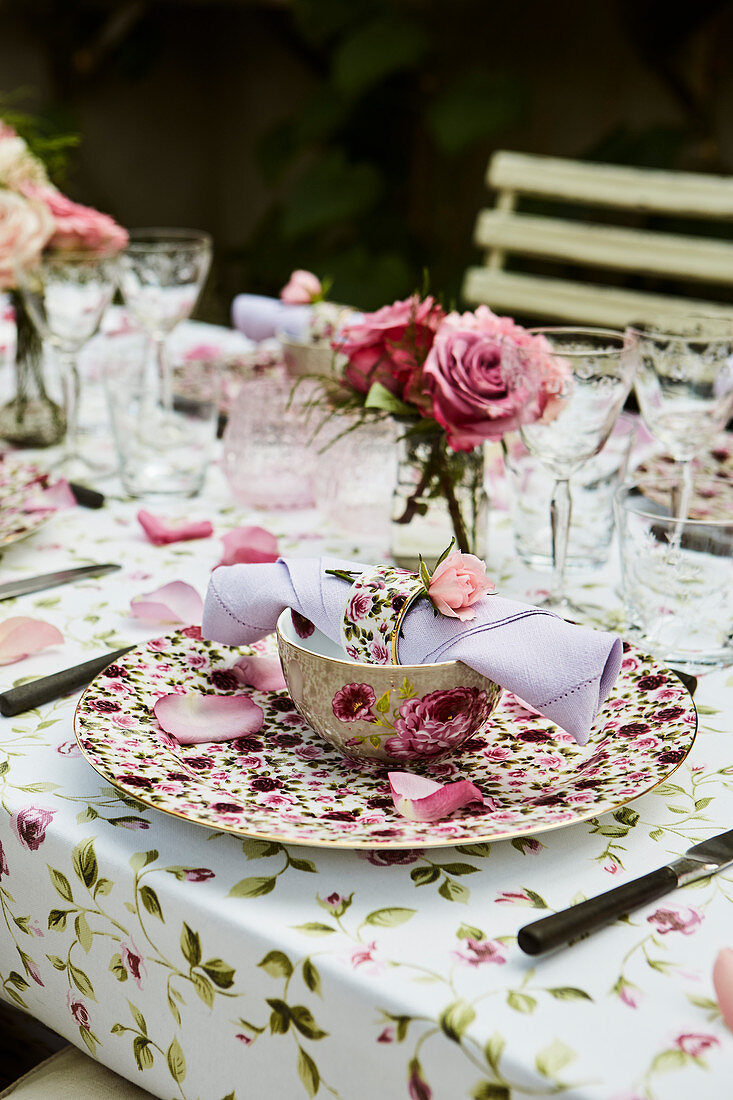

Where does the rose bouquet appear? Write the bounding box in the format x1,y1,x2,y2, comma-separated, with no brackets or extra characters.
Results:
313,289,567,561
0,118,127,446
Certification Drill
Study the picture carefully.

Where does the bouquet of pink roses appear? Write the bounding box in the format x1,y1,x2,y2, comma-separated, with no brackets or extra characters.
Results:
317,290,568,557
0,118,128,445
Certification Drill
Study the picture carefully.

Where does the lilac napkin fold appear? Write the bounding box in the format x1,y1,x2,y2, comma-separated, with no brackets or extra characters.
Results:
203,557,623,747
231,294,311,341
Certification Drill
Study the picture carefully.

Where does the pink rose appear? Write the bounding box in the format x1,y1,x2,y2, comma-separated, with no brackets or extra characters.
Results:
647,907,703,935
422,306,567,450
120,939,147,989
0,131,48,191
10,806,55,851
22,183,128,256
675,1033,719,1058
337,294,444,401
384,687,488,758
0,191,54,289
427,551,494,621
66,989,92,1030
332,683,377,723
280,269,322,304
454,937,507,967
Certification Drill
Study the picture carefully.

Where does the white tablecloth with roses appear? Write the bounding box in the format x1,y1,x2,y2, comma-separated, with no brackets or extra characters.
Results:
0,457,732,1100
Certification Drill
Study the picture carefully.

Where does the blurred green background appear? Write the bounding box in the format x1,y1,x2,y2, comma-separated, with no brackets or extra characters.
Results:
2,0,732,318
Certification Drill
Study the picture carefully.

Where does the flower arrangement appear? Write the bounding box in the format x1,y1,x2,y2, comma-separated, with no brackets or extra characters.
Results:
0,117,128,445
305,278,568,556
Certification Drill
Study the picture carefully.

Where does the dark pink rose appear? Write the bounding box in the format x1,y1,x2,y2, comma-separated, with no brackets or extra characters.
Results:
675,1033,719,1058
11,806,55,851
120,940,146,989
408,1058,432,1100
384,687,488,758
0,841,8,877
422,306,567,451
332,683,377,723
348,590,373,621
337,294,444,402
180,625,203,639
647,907,703,935
184,868,215,883
377,1027,394,1043
363,849,419,866
21,182,128,255
66,989,91,1030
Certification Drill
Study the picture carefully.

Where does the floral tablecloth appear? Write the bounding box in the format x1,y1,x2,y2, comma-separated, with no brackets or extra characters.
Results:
0,452,732,1100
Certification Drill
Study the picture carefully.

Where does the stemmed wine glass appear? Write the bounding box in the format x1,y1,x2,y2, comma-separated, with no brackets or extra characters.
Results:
517,328,635,617
625,320,733,523
116,229,212,411
15,252,117,475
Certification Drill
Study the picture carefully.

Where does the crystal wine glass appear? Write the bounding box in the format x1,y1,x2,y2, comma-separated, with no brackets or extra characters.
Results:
517,328,635,616
116,229,212,411
625,319,733,523
15,252,117,475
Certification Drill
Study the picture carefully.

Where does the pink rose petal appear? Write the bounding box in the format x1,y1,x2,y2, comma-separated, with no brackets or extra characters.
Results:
388,771,485,822
232,653,287,692
23,478,77,513
153,693,264,745
130,582,203,625
0,617,63,666
713,948,733,1031
216,525,279,568
138,510,213,546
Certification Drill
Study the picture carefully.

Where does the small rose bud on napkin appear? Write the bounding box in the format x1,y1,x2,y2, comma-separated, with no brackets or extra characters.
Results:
427,551,495,621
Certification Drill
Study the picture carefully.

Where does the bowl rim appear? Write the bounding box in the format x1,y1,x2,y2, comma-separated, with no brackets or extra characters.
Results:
275,608,464,672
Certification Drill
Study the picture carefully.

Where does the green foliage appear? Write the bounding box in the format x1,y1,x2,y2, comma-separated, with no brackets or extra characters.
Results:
0,93,79,186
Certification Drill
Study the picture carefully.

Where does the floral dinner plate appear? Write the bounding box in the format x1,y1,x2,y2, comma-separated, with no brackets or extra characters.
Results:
0,454,54,549
74,631,697,849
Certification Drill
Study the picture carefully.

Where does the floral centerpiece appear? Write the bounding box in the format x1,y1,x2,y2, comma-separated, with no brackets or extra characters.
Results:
305,280,567,565
0,118,127,446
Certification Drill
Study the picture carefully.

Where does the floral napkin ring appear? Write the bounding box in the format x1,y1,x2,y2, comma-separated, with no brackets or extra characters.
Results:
339,565,424,666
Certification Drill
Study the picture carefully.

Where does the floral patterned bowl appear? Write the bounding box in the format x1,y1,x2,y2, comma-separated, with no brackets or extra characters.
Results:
276,609,502,763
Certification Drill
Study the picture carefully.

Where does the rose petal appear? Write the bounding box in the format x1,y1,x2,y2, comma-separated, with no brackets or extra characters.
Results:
713,948,733,1031
153,693,264,745
232,653,287,692
216,525,279,568
130,582,203,625
23,478,77,513
138,510,213,546
0,617,63,666
388,771,485,822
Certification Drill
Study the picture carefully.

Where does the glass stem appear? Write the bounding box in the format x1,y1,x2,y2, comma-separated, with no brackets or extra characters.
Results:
59,350,80,458
154,334,173,412
674,458,694,524
550,477,572,604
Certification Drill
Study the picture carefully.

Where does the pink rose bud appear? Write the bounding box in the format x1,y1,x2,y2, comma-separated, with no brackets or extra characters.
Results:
280,269,322,304
427,552,494,621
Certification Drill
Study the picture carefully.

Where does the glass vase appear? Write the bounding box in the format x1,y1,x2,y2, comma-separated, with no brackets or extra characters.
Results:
0,291,65,447
390,430,488,570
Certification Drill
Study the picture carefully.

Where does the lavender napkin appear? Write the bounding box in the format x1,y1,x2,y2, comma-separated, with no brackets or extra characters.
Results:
203,558,622,746
231,294,311,342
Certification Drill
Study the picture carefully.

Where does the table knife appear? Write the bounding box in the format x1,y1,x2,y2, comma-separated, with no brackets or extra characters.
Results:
518,830,733,956
0,563,121,602
0,645,136,717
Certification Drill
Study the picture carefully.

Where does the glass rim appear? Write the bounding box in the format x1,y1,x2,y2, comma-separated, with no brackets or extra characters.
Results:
626,319,733,343
15,250,121,268
614,482,733,528
527,326,626,357
125,228,213,250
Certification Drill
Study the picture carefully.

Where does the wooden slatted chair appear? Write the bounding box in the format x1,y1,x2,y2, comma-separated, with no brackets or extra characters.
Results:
462,151,733,327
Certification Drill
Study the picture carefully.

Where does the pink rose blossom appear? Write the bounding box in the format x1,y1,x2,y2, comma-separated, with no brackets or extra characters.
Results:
332,683,377,723
0,190,53,288
427,551,494,621
618,983,642,1009
10,806,55,850
337,294,444,402
675,1033,719,1058
120,939,147,989
280,269,323,304
647,907,703,936
66,989,91,1030
496,890,532,904
21,182,128,255
454,937,507,967
422,306,568,450
384,687,489,759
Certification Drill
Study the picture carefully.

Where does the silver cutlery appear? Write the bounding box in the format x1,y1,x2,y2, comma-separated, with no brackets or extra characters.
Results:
0,645,136,717
0,563,121,602
518,828,733,955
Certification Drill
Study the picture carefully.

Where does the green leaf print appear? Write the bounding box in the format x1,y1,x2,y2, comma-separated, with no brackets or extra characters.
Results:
484,1032,504,1073
69,963,95,1000
267,998,291,1034
364,907,416,927
166,1037,186,1084
438,879,469,904
297,1047,320,1098
440,999,476,1042
180,923,202,967
455,843,492,858
375,690,391,714
47,955,67,971
130,850,159,873
259,951,294,979
48,909,71,931
289,857,317,873
128,1000,147,1034
47,867,74,903
192,972,214,1007
506,991,536,1014
228,877,277,899
471,1085,510,1100
139,885,163,921
133,1036,154,1071
292,923,336,936
410,867,440,886
435,862,479,876
109,954,128,982
547,987,592,1002
457,923,485,941
290,1005,328,1041
72,839,98,889
303,959,322,997
74,913,93,954
202,958,235,989
536,1039,576,1077
652,1049,689,1073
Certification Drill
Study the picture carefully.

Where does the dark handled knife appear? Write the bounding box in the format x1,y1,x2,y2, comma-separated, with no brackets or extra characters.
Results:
0,563,121,602
0,646,135,717
518,830,733,956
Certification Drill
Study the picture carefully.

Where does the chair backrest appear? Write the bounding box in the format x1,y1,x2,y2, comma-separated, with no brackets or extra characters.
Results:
462,151,733,328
